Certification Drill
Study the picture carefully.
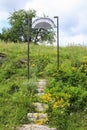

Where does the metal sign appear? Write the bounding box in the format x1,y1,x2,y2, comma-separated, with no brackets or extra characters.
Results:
32,17,56,29
27,16,59,80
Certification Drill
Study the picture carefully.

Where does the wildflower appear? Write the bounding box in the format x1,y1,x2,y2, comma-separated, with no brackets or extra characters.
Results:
53,102,58,108
60,98,64,104
31,64,35,67
53,98,65,109
45,117,49,122
36,119,44,125
40,93,52,103
34,113,39,118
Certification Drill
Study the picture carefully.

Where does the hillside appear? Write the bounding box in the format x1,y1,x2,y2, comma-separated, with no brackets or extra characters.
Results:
0,42,87,130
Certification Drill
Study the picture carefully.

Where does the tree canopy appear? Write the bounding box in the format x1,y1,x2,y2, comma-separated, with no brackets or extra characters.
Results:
0,9,55,44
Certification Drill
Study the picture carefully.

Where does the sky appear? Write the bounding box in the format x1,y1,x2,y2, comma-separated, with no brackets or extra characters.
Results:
0,0,87,46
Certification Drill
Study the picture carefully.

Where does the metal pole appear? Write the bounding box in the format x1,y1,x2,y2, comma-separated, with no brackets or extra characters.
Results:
54,16,59,69
28,16,30,80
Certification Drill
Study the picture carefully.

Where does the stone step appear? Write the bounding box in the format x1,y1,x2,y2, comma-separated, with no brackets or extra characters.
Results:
38,79,47,89
37,88,44,93
27,113,47,122
18,124,57,130
37,93,45,96
34,102,48,112
16,79,57,130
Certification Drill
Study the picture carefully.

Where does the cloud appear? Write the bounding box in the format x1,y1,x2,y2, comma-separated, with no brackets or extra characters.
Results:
0,0,30,11
0,0,31,31
0,11,9,20
24,0,87,45
60,31,87,46
25,0,82,19
0,0,87,46
0,0,31,20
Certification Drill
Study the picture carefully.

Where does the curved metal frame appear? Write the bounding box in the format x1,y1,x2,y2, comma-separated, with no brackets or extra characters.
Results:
27,16,59,80
32,17,56,29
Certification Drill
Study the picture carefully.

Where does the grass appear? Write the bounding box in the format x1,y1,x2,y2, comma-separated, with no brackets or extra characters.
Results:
0,41,87,130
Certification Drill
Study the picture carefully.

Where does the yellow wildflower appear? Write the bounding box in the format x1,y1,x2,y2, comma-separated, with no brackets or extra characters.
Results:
59,98,64,104
36,119,44,125
45,117,49,122
40,93,51,102
53,102,58,108
53,98,64,108
31,64,35,67
34,113,39,118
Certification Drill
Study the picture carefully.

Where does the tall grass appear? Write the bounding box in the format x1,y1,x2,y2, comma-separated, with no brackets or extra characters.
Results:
0,41,87,129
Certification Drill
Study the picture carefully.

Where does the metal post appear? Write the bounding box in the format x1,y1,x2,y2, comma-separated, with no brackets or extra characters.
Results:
28,16,30,80
54,16,59,70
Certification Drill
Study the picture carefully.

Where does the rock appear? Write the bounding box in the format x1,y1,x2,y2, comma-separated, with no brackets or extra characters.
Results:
37,92,45,96
0,52,6,57
38,79,47,89
34,102,48,112
18,124,57,130
20,59,27,64
37,88,44,93
0,52,6,65
0,57,3,61
27,113,47,122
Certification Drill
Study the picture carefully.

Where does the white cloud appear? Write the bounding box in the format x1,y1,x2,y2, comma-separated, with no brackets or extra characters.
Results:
0,11,9,20
0,0,87,46
60,32,87,46
24,0,87,46
25,0,80,16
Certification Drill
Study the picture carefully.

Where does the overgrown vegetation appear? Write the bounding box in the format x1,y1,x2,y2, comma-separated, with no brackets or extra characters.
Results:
0,41,87,130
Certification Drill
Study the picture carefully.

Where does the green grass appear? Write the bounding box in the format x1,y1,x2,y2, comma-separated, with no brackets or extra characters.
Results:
0,41,87,129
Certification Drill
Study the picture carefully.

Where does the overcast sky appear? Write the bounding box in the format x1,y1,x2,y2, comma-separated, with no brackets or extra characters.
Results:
0,0,87,46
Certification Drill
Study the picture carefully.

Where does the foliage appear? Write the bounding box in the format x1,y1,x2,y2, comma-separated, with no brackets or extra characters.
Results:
32,28,55,44
0,42,87,129
43,46,87,130
0,9,55,44
0,80,37,129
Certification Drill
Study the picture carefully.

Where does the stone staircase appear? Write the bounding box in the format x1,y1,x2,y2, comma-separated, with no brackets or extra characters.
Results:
18,79,56,130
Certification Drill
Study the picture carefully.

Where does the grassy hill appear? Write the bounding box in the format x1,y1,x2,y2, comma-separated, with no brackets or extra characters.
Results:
0,42,87,130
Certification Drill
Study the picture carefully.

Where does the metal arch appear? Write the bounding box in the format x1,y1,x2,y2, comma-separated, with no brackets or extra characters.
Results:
27,16,59,80
32,17,56,29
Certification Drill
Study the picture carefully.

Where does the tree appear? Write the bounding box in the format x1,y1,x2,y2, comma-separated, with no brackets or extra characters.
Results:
8,9,36,42
32,28,55,44
1,9,55,44
0,28,11,42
